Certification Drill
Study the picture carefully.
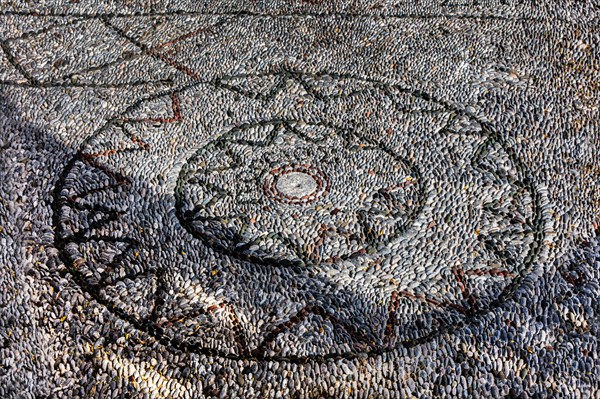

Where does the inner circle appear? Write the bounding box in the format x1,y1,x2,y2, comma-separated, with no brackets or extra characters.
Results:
276,172,318,199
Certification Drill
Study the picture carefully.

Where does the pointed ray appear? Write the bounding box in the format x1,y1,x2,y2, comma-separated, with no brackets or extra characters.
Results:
217,74,288,101
251,305,375,358
121,92,182,123
301,74,376,99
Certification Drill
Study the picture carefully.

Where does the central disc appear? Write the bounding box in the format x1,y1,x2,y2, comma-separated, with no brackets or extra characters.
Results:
265,164,328,204
276,172,317,198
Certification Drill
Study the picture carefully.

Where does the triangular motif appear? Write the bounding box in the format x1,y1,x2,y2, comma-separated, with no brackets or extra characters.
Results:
218,74,288,100
301,75,376,98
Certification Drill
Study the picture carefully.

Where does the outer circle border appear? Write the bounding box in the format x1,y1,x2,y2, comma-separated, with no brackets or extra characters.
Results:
50,70,547,363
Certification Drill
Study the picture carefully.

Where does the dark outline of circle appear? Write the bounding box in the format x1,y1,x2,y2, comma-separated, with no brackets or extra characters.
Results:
50,70,547,363
264,164,330,204
175,118,425,269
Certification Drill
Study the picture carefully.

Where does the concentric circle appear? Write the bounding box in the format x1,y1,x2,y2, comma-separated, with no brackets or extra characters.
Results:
52,71,546,361
175,120,423,267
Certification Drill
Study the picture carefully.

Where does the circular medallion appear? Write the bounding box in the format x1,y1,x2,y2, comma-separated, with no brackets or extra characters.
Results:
175,120,422,267
52,71,545,361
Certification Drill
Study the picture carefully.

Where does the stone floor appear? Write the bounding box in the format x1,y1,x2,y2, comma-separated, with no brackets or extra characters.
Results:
0,1,598,398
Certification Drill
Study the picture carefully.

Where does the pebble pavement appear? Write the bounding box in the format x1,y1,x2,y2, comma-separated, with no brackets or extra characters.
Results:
0,1,598,398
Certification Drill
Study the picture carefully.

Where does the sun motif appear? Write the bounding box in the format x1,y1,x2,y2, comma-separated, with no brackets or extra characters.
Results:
175,120,423,267
53,72,545,360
